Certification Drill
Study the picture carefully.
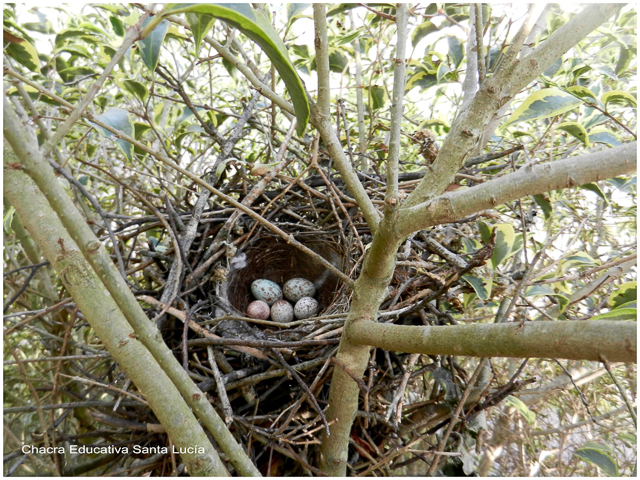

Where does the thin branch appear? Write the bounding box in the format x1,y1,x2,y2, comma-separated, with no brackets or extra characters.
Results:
601,357,638,428
385,3,409,206
474,4,486,86
42,20,144,157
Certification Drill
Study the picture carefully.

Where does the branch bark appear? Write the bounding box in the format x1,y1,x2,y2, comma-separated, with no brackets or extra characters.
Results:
347,321,636,363
397,142,637,236
312,5,381,233
403,3,622,208
4,145,227,476
3,97,262,477
385,3,408,204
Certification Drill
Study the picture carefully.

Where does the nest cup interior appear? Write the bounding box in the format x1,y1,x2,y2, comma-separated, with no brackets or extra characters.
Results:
226,237,344,316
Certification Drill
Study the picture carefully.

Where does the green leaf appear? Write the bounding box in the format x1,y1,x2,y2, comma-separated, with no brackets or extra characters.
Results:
580,182,609,205
161,3,309,136
5,35,41,73
59,66,97,77
567,85,598,102
412,20,439,48
185,12,216,56
609,281,637,309
590,308,636,321
505,396,536,425
405,71,437,92
134,122,152,139
574,443,619,477
555,122,590,146
447,36,463,69
601,90,637,108
477,220,492,244
367,86,387,111
137,16,170,71
505,88,582,126
328,47,348,73
462,275,492,301
110,16,125,37
436,62,450,82
3,206,16,235
615,47,632,75
90,108,134,162
589,127,622,147
559,252,599,274
492,223,515,269
287,3,311,24
122,79,148,103
533,193,553,220
55,28,104,47
525,284,556,297
327,3,359,17
543,58,562,77
334,29,362,47
54,44,92,58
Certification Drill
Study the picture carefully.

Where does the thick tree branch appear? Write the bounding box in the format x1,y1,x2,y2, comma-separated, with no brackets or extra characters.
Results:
347,321,636,363
3,97,262,477
4,145,227,476
398,142,637,236
403,3,622,208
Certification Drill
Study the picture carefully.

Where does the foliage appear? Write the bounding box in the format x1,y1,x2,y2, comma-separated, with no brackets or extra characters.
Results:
3,3,636,477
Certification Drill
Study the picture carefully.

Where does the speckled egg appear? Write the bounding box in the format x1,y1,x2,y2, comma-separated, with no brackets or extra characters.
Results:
283,277,317,302
251,279,282,305
246,300,270,320
294,296,319,320
270,300,294,323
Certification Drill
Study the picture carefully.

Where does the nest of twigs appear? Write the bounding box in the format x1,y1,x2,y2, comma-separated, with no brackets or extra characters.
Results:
42,153,522,476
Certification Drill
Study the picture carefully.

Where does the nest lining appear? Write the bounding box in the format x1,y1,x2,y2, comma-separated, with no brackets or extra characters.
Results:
222,235,346,317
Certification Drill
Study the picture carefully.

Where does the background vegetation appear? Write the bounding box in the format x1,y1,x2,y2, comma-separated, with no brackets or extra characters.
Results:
3,3,637,476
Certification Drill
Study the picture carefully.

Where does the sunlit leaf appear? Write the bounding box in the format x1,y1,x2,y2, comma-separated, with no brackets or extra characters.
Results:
412,20,439,47
437,62,450,82
590,308,636,321
3,206,16,235
506,88,582,126
161,3,309,136
609,281,637,309
492,224,515,269
137,16,170,71
505,396,536,425
567,85,598,102
4,34,40,73
185,12,216,56
601,90,637,108
556,121,590,146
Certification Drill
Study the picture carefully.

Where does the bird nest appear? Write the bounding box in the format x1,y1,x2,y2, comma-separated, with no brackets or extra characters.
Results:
43,154,524,476
221,234,347,318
